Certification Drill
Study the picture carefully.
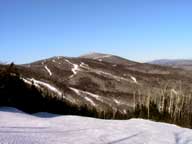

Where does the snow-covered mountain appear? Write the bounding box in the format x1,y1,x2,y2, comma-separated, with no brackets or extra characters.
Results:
0,107,192,144
0,53,192,128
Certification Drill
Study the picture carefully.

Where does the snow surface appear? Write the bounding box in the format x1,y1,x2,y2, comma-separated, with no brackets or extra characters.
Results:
69,87,98,106
21,77,32,85
70,87,103,102
79,64,131,83
69,87,121,109
21,78,77,103
84,97,96,106
79,62,137,84
95,70,130,82
44,65,52,76
65,59,80,78
0,107,192,144
114,99,121,105
130,76,137,83
80,62,89,68
21,78,62,96
52,59,56,63
31,78,62,96
171,89,178,95
123,109,127,114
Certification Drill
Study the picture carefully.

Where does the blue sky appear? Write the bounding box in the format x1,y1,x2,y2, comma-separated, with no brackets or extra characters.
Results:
0,0,192,64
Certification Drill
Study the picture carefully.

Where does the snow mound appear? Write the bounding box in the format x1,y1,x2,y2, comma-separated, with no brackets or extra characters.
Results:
0,107,192,144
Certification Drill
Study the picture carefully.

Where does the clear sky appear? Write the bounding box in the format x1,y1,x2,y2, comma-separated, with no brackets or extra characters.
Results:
1,0,192,64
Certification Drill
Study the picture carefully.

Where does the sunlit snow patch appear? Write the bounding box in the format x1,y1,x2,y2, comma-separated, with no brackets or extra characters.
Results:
84,97,96,106
171,89,178,95
80,62,89,68
65,59,80,78
44,65,52,76
113,99,121,105
69,87,97,106
21,78,62,96
52,59,56,63
130,76,137,83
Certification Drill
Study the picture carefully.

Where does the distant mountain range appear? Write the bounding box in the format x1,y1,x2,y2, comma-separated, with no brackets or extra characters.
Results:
148,59,192,70
0,52,192,128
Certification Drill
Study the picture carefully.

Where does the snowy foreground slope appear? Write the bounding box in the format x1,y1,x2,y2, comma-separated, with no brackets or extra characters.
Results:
0,107,192,144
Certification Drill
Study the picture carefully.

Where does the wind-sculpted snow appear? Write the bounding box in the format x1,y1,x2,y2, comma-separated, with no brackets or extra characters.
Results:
0,107,192,144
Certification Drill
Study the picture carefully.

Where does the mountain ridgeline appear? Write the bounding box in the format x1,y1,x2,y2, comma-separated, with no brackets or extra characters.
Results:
0,53,192,128
149,59,192,71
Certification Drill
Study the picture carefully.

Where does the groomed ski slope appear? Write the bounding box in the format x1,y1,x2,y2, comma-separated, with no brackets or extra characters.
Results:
0,107,192,144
